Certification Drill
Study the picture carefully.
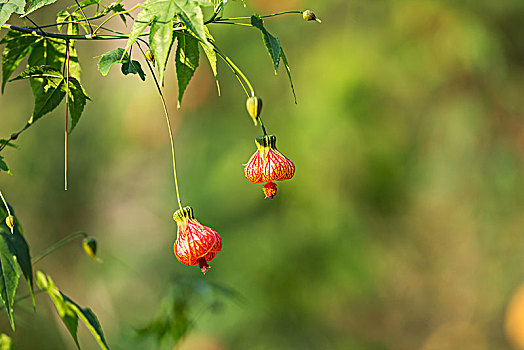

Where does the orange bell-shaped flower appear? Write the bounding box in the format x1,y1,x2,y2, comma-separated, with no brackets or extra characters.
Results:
244,135,295,198
173,206,222,275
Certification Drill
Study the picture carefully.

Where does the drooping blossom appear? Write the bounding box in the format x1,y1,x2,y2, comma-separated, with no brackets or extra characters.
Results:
244,135,295,198
173,206,222,275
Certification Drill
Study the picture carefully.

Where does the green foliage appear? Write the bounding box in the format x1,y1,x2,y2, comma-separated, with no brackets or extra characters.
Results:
36,271,110,350
0,32,39,93
201,27,220,95
124,0,209,84
23,0,58,17
137,279,240,349
0,334,15,350
11,65,89,131
28,37,82,81
175,31,199,108
0,204,35,310
0,232,19,330
251,14,296,101
55,10,84,36
170,0,209,46
0,156,10,174
0,1,307,348
0,0,25,27
251,15,280,73
14,65,66,125
67,77,90,131
124,0,177,84
121,59,145,80
97,48,145,80
280,48,296,103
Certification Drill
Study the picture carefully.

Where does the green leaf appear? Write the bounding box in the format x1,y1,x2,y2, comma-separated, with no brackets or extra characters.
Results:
0,233,20,330
37,272,110,350
147,0,177,84
280,48,296,103
0,204,34,308
0,0,25,26
56,10,82,35
124,0,209,84
56,10,70,32
172,0,209,47
121,60,145,81
36,272,79,349
201,27,219,95
15,66,90,131
97,48,126,76
0,156,10,175
0,333,15,349
23,0,57,17
66,0,99,10
124,0,177,84
11,65,63,80
122,5,151,56
13,65,66,125
251,14,281,74
28,38,82,81
97,48,146,81
175,32,199,108
68,77,90,132
0,31,39,93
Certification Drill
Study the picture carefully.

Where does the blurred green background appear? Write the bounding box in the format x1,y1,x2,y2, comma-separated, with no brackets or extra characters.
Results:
1,0,523,349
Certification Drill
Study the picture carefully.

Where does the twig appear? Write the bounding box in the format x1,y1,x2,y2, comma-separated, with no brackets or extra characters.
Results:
74,0,94,34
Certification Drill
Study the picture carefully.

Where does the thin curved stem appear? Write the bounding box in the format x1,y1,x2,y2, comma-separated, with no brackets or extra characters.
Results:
210,42,254,97
214,10,303,22
74,0,94,35
209,22,253,27
93,3,140,35
0,190,12,217
136,42,183,210
1,24,145,40
32,232,88,264
64,40,70,191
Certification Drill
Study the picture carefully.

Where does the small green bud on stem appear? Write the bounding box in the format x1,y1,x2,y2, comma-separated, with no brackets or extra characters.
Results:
302,10,322,23
5,215,15,233
82,237,98,260
246,96,263,125
146,50,155,66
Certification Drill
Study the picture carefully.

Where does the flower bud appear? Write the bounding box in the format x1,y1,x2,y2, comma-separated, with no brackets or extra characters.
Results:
246,96,263,125
146,50,155,66
82,237,98,260
5,215,14,233
302,10,322,23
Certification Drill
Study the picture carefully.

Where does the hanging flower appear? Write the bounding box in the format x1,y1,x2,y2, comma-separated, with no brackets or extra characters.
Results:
173,206,222,275
244,135,295,198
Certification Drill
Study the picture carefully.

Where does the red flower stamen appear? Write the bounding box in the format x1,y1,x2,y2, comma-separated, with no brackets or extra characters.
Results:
173,206,222,275
263,181,277,199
